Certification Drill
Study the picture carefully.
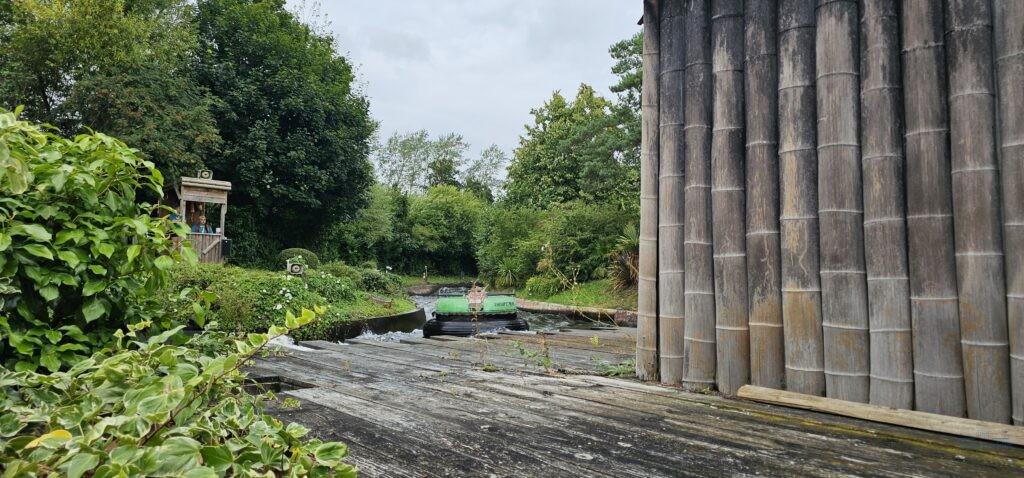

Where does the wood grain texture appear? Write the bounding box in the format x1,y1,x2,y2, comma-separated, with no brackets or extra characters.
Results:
994,0,1024,426
683,0,717,390
710,0,748,396
737,385,1024,446
744,0,785,391
637,0,661,382
816,0,870,403
945,0,1011,424
778,0,825,396
859,0,914,410
658,0,687,386
900,0,967,418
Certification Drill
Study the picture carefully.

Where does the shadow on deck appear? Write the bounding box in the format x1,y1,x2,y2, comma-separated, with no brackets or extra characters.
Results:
249,328,1024,477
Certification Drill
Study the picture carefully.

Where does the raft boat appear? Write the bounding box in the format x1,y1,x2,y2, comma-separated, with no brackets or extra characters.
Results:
423,287,528,338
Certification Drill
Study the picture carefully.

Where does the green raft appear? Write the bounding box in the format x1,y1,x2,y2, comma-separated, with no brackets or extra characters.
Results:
424,290,527,337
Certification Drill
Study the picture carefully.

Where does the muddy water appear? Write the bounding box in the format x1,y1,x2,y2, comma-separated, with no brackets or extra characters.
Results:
351,294,594,343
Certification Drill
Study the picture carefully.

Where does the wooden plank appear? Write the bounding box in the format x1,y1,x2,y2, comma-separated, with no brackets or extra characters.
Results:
737,385,1024,447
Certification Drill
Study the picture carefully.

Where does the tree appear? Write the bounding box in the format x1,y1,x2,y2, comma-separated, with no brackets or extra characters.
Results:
462,144,509,202
609,32,643,169
0,0,221,183
505,84,637,210
374,130,432,194
195,0,374,265
374,130,469,193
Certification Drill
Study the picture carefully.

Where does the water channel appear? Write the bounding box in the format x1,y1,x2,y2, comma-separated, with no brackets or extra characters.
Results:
346,293,600,343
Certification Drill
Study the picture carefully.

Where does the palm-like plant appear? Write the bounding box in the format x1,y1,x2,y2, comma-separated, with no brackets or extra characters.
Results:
608,224,640,291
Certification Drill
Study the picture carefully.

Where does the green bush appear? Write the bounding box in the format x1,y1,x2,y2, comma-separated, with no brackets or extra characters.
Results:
306,270,357,304
524,275,565,298
358,269,402,295
474,207,545,287
408,185,484,274
0,109,190,372
0,313,357,476
541,202,632,282
277,248,321,269
320,261,364,284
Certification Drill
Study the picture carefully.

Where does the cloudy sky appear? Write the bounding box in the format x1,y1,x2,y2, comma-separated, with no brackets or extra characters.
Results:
292,1,641,158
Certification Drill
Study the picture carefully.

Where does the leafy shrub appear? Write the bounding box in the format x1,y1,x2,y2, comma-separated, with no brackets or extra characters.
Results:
474,207,545,287
0,109,190,372
0,311,358,476
608,223,640,290
278,248,320,270
540,202,632,282
408,186,484,274
524,275,565,299
306,270,357,304
320,261,364,285
358,269,402,295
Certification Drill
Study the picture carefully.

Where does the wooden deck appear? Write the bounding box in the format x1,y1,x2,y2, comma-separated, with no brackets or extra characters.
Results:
249,328,1024,477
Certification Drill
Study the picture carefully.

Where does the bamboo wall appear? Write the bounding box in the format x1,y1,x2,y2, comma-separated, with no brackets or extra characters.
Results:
637,0,1023,425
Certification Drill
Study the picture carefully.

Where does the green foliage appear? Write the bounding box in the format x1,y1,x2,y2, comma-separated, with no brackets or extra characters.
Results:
0,109,190,372
540,202,633,282
320,261,364,285
279,248,321,270
608,223,640,291
0,0,221,184
474,207,545,287
197,0,374,266
505,84,638,210
524,275,565,299
595,358,637,378
608,32,643,169
357,269,402,295
0,311,358,476
408,186,485,274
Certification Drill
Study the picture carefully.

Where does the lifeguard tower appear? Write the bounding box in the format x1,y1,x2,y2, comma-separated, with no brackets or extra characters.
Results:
177,171,232,264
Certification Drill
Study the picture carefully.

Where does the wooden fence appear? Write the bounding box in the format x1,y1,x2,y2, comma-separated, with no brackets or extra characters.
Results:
636,0,1023,425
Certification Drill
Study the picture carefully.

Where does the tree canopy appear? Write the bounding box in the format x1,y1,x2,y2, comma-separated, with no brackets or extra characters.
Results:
505,84,638,210
195,0,375,264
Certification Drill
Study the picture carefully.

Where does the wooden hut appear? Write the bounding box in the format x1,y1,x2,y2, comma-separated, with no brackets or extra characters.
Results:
638,0,1022,426
177,175,232,264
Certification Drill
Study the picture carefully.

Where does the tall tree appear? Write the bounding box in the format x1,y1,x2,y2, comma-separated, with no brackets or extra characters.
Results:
0,0,220,183
461,144,509,202
374,130,433,194
506,84,636,210
609,31,643,169
427,133,469,188
195,0,374,264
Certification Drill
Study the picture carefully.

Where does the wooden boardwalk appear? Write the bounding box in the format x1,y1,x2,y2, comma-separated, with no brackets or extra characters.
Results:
250,328,1024,477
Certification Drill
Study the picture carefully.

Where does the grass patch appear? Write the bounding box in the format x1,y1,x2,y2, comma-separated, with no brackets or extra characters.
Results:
519,279,637,310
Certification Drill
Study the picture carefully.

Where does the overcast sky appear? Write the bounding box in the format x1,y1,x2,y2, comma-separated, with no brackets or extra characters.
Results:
291,1,641,158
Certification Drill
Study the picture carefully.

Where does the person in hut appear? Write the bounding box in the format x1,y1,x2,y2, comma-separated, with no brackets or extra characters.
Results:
191,214,214,234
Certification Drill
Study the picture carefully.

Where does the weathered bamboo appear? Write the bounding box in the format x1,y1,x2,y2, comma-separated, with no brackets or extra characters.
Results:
744,0,785,390
778,0,825,396
816,0,870,403
658,0,687,386
637,0,662,382
710,0,748,396
900,0,966,417
859,0,914,410
945,0,1012,424
994,0,1024,426
683,0,717,390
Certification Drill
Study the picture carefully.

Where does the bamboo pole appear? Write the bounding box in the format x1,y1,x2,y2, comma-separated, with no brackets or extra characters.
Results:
859,0,914,410
637,0,662,382
945,0,1012,424
777,0,825,396
994,0,1024,426
710,0,748,396
744,0,785,390
683,0,717,390
658,0,687,386
815,0,870,403
900,0,966,417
